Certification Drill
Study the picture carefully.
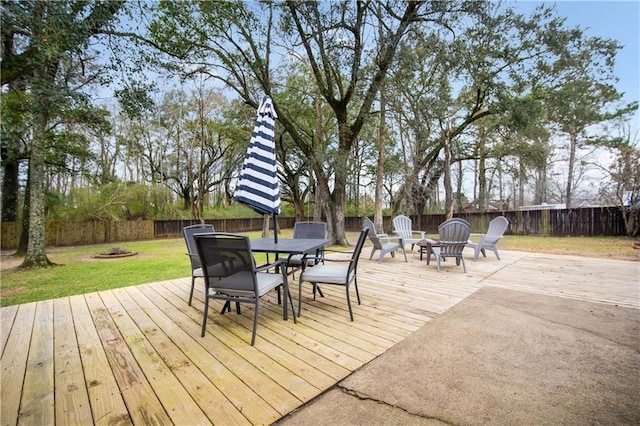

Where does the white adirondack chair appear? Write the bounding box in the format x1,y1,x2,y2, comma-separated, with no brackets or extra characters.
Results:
392,215,425,250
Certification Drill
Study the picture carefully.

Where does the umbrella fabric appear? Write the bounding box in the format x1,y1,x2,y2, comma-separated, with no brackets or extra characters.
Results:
233,95,281,216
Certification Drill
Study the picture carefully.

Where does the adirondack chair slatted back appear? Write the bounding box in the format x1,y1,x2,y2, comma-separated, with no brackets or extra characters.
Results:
362,217,382,250
465,216,509,261
438,218,471,258
362,217,407,263
484,216,509,245
392,215,413,241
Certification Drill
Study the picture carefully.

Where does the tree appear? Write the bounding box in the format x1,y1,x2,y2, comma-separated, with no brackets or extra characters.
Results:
148,1,431,245
597,118,640,237
1,0,125,267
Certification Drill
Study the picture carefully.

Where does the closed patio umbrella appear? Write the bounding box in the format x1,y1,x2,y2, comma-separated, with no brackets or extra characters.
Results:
233,95,281,242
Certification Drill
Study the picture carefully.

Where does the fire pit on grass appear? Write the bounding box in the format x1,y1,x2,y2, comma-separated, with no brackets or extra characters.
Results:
93,247,138,259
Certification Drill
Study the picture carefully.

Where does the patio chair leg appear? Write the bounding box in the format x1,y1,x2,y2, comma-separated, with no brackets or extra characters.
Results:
189,277,196,306
345,286,354,321
250,301,259,346
201,297,210,337
298,280,304,318
287,289,297,323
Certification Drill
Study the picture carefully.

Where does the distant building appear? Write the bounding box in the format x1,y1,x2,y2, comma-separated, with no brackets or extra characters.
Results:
518,203,566,211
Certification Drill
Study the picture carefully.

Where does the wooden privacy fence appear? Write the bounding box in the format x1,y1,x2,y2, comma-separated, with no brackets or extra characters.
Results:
1,220,154,249
1,207,635,249
346,207,635,237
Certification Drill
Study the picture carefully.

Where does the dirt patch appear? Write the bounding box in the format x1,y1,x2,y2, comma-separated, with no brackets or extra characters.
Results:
0,254,23,271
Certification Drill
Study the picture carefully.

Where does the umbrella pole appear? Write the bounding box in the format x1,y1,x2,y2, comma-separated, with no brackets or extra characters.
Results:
273,214,278,243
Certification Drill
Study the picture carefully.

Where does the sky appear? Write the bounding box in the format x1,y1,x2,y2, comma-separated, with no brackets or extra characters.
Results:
513,0,640,138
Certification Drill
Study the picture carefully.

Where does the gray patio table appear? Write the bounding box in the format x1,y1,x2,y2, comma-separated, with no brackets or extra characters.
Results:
250,238,330,258
250,237,330,317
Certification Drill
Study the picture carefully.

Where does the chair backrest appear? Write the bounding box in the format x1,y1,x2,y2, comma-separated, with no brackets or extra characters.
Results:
349,228,369,278
293,221,327,239
194,233,257,295
392,215,412,239
362,217,382,249
438,218,471,257
485,216,509,242
183,224,215,269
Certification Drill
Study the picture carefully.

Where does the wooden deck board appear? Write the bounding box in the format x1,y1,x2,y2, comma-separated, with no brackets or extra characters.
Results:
1,250,638,425
20,300,54,426
53,297,93,426
2,303,36,426
68,294,132,426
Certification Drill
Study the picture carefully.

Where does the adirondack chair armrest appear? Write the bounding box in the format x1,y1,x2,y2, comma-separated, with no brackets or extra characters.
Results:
377,233,402,243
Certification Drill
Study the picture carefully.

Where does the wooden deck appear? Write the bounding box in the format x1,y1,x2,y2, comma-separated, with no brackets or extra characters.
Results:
2,250,638,425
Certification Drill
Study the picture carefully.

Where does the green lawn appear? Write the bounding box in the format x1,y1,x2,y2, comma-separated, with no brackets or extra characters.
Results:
1,233,637,307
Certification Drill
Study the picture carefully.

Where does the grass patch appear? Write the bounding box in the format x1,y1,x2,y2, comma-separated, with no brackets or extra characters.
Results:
1,233,272,307
499,235,637,258
1,232,637,307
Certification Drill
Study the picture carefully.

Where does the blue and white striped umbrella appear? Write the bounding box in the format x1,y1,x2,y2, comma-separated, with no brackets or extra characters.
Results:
233,95,281,235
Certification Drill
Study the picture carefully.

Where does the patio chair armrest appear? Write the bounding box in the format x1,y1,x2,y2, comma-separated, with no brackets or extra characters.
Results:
300,251,352,269
255,259,287,273
320,257,352,262
322,249,354,256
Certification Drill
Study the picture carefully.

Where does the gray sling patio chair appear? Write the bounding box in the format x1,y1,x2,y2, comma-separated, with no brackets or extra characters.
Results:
286,221,328,277
194,232,296,346
429,218,471,272
183,223,215,305
362,217,407,263
298,228,368,321
466,216,509,261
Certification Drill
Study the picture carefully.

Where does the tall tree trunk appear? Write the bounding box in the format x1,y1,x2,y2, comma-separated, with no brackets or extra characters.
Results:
478,128,487,212
518,157,525,207
456,160,463,213
332,144,349,245
22,82,54,267
313,86,325,223
374,7,386,232
565,133,577,208
443,128,453,220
